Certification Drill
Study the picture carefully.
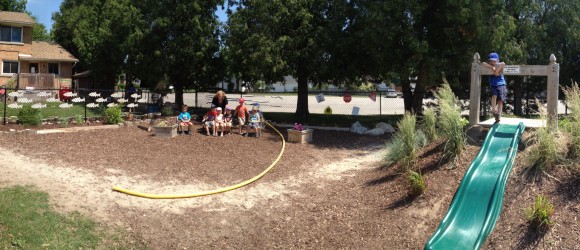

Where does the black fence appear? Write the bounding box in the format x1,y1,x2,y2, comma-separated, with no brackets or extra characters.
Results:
0,87,571,126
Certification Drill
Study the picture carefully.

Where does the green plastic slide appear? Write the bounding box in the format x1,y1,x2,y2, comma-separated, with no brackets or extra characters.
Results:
425,122,526,250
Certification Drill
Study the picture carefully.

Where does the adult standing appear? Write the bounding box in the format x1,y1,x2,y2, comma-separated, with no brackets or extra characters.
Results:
211,90,228,111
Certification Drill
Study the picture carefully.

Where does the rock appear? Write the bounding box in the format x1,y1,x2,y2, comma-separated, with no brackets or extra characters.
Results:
350,121,368,134
364,128,385,136
375,122,395,133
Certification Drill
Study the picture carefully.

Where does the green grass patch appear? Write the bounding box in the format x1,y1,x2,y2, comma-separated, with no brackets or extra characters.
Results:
1,103,100,120
263,112,401,128
0,185,144,249
189,107,402,128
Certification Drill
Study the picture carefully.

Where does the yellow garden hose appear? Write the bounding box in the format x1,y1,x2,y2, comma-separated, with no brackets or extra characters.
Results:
112,121,285,199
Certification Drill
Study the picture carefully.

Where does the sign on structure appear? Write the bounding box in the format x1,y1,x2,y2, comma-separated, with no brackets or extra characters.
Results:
503,66,520,74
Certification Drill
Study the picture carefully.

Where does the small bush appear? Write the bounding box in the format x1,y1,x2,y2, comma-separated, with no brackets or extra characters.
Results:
397,112,418,169
17,106,42,126
524,195,555,231
415,130,428,148
422,108,438,142
562,82,580,160
161,106,174,116
407,170,426,196
385,136,405,165
104,106,124,124
75,114,84,125
59,117,70,128
435,82,467,161
526,100,565,170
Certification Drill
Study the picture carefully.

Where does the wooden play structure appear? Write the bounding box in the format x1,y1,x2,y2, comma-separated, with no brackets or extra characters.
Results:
469,53,560,130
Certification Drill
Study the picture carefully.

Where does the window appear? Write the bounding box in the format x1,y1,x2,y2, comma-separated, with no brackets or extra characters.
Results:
48,63,59,75
2,61,19,74
0,26,22,43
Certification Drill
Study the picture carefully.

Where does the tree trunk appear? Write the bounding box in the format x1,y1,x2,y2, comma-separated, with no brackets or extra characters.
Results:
513,78,523,116
174,81,184,109
412,64,427,114
295,75,309,121
401,72,413,112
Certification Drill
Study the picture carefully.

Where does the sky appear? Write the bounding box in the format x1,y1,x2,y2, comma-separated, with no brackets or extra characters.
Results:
26,1,228,31
26,0,63,31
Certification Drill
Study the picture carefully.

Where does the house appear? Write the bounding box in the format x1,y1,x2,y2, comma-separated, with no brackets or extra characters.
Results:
0,11,78,90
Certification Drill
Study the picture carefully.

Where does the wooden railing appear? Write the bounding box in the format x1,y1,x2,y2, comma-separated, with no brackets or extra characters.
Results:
18,73,58,89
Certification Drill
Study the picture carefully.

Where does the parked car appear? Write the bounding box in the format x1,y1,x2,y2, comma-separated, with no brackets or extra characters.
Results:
384,88,397,98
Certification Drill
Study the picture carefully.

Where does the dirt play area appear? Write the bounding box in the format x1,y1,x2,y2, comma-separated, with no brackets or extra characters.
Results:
0,123,578,249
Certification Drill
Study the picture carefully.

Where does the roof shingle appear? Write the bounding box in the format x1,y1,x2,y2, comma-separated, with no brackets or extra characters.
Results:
22,41,79,62
0,11,35,26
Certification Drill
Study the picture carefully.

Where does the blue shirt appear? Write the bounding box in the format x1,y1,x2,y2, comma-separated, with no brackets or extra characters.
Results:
178,112,191,122
488,65,506,87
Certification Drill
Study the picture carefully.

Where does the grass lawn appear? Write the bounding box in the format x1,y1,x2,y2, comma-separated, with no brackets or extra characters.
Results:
0,185,143,249
0,103,101,120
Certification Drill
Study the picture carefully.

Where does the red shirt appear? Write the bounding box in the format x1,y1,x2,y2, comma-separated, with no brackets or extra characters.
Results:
205,110,217,120
235,105,248,118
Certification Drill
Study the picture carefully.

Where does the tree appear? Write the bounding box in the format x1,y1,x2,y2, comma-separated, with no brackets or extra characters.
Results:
0,0,26,12
225,0,330,120
135,0,223,107
53,0,143,90
31,17,51,41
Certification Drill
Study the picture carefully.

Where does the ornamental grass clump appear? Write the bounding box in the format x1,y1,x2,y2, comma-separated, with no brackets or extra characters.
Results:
384,112,418,169
525,99,566,171
435,83,467,161
422,107,438,142
407,170,426,196
562,82,580,160
524,195,555,231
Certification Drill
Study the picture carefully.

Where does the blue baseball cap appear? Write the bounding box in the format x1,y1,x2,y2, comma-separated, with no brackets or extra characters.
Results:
487,52,499,61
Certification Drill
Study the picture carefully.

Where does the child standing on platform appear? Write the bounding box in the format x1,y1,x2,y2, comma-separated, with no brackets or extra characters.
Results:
482,52,507,123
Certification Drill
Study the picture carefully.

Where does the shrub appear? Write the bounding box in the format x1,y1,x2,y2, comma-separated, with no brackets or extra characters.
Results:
385,113,417,169
435,82,467,161
524,195,555,231
104,106,124,124
407,170,426,196
75,114,84,125
562,82,580,160
17,106,42,126
422,107,438,142
59,117,69,128
161,106,174,116
526,100,565,171
415,129,428,148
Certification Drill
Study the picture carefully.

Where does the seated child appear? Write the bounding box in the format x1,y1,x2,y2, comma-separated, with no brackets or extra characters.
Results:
215,107,225,137
202,105,217,136
233,98,250,135
223,106,233,135
247,105,262,138
177,104,193,135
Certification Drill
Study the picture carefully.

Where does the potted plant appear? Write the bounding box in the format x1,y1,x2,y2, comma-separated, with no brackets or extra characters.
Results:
153,120,178,138
287,123,313,143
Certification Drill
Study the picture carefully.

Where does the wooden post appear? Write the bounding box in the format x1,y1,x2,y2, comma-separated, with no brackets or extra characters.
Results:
546,54,559,131
469,53,482,126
